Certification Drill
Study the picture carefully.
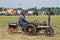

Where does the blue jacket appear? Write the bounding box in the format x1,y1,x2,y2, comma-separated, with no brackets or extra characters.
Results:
18,14,25,24
18,14,28,29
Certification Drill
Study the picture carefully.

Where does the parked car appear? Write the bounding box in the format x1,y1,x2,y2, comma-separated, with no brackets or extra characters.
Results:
28,11,33,15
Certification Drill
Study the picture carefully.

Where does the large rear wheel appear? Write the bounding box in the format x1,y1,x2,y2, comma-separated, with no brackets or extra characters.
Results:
25,24,36,36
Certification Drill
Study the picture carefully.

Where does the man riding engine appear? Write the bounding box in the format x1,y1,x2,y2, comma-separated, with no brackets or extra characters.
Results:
18,12,29,30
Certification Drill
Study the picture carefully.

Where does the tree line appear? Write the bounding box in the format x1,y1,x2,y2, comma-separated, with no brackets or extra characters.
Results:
0,7,60,11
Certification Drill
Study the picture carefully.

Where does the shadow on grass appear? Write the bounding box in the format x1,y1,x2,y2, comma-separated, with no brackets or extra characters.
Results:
8,31,55,37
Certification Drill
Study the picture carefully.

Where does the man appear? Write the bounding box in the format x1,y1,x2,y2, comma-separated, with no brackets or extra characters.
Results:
18,12,29,30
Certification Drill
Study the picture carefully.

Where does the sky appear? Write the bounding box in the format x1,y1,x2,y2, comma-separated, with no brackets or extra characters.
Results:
0,0,60,9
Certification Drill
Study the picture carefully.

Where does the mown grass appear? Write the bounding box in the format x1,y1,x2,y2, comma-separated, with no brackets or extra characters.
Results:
0,15,60,40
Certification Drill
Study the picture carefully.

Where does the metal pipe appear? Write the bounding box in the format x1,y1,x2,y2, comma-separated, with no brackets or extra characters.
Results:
48,8,51,26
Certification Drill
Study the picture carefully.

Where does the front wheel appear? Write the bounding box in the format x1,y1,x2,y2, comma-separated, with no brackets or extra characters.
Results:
44,27,54,37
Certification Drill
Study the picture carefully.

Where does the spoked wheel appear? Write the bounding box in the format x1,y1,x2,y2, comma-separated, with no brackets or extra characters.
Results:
25,24,36,36
8,27,15,34
44,27,54,37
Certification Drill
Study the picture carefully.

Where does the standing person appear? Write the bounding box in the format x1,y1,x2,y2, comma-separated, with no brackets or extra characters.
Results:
18,12,29,30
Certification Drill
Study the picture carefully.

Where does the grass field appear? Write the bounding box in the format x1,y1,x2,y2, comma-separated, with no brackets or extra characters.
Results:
0,15,60,40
